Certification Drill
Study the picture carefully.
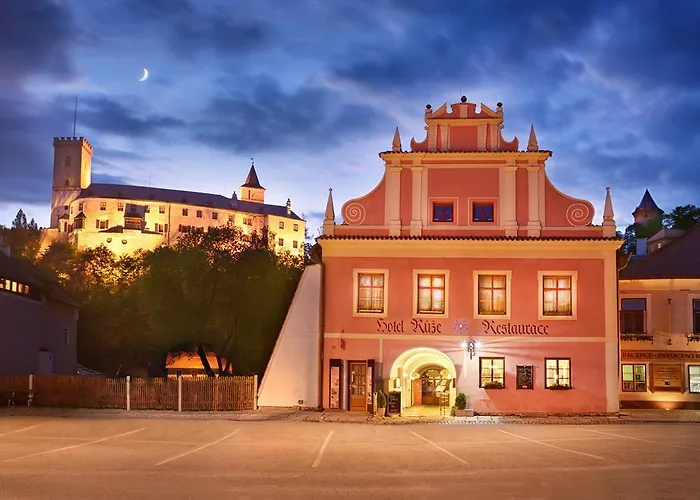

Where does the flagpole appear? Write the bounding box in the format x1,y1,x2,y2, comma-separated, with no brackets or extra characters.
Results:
72,97,78,137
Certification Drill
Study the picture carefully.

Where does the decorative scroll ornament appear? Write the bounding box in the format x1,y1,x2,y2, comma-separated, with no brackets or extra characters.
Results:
344,202,366,224
453,319,469,335
566,202,591,226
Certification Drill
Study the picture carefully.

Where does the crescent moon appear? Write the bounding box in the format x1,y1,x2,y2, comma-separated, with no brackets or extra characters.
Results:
138,68,149,82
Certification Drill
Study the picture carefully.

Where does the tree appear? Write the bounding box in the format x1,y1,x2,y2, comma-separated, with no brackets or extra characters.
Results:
1,209,41,262
663,204,700,231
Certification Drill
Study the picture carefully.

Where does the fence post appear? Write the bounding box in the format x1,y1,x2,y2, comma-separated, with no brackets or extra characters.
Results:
177,376,182,412
126,376,131,411
253,374,258,410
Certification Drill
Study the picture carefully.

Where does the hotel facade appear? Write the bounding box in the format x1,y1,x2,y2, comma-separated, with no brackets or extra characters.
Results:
311,97,622,414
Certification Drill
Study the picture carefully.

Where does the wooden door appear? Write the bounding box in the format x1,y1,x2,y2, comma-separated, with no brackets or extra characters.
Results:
412,379,422,406
349,362,366,411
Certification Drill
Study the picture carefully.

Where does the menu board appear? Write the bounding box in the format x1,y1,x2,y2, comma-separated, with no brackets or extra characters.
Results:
652,363,682,391
329,361,341,409
387,392,401,415
516,365,534,390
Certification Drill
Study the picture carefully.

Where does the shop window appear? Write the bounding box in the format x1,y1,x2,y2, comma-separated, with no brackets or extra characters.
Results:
432,202,453,222
476,274,508,316
472,202,494,222
689,366,700,394
416,273,446,314
620,298,647,335
356,273,385,314
545,358,571,389
542,275,573,317
693,299,700,334
622,364,647,392
479,357,505,388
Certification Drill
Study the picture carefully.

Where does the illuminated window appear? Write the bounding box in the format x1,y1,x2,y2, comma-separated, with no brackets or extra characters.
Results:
417,274,445,314
473,202,494,222
545,358,571,389
693,299,700,334
357,273,385,313
145,205,150,213
244,217,252,226
621,364,646,392
542,276,572,316
78,202,84,211
196,210,203,218
278,238,284,246
0,278,32,298
293,241,298,248
478,275,507,315
279,221,285,229
479,358,505,388
159,206,165,214
212,212,218,220
96,220,108,229
100,202,106,211
182,208,188,216
293,223,299,232
228,215,234,223
117,202,124,211
689,366,700,394
620,298,647,335
432,203,453,222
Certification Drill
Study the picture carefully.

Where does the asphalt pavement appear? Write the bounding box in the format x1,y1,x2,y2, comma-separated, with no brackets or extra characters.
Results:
0,415,697,499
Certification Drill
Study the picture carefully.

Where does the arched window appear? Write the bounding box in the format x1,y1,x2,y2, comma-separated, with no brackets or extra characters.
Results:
64,178,70,186
65,156,71,167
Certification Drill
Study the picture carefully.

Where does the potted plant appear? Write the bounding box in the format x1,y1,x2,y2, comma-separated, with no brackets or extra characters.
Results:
452,392,474,417
482,380,504,389
376,389,387,416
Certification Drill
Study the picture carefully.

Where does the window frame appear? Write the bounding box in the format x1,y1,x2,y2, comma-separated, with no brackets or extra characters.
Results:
196,210,203,218
537,271,578,321
99,202,107,211
471,200,496,224
293,223,299,232
431,202,455,223
689,365,700,394
545,358,572,389
473,270,512,319
413,270,449,318
279,221,285,229
353,269,389,318
479,357,506,388
621,363,647,392
689,295,700,335
619,295,651,336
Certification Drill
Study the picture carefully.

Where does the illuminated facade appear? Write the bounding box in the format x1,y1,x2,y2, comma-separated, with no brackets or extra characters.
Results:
41,137,306,257
315,97,622,414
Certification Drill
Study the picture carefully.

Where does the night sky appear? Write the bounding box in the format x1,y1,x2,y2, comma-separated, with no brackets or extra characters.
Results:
1,0,699,234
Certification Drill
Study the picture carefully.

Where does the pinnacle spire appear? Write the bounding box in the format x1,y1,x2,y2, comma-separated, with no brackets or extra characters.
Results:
241,160,264,189
527,124,538,152
392,126,402,152
603,187,615,222
324,188,335,221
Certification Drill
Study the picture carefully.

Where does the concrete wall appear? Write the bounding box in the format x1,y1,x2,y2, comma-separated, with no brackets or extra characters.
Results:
257,265,321,408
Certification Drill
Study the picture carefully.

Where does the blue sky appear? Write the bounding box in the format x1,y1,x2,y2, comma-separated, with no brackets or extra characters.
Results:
1,0,699,235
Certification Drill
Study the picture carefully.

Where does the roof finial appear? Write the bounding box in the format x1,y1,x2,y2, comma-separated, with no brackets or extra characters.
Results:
527,125,538,152
602,186,616,236
392,126,402,152
323,188,335,236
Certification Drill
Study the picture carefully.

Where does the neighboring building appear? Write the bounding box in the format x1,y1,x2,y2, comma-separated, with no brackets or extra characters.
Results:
309,96,622,414
41,136,306,257
618,222,700,409
165,351,229,379
632,189,662,226
0,237,78,375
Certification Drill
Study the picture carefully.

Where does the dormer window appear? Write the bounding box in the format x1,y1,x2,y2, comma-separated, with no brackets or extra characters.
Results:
432,202,454,222
473,202,494,222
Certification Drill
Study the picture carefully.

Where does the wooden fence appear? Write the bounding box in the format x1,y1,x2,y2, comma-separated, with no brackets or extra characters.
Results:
0,374,257,411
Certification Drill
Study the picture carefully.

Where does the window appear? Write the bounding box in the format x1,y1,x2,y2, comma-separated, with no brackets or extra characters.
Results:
294,223,299,232
477,274,508,316
473,202,494,222
545,358,571,389
278,238,284,246
416,273,446,314
620,298,647,335
542,275,572,316
293,241,298,249
622,364,647,392
357,273,385,314
64,328,70,346
145,205,150,213
100,202,107,211
182,208,189,216
689,366,700,394
124,218,141,230
78,202,84,211
228,215,234,223
279,221,285,229
693,299,700,334
74,218,84,229
117,202,124,211
159,206,165,214
244,217,252,226
432,202,453,222
0,279,31,297
212,212,218,220
196,210,203,218
95,220,108,229
155,223,165,233
63,205,69,210
479,358,505,388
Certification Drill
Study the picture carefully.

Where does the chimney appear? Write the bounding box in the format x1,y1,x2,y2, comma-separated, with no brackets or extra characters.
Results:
636,238,647,256
286,198,291,216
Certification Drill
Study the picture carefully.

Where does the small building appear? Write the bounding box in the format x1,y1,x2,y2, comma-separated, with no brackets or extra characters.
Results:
619,222,700,409
165,351,229,378
0,238,78,375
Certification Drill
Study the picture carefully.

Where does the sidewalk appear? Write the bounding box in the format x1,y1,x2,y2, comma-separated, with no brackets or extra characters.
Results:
2,406,700,425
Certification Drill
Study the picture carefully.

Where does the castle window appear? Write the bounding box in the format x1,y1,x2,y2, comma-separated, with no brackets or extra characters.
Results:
124,218,141,230
279,221,285,229
74,218,84,229
432,202,453,222
100,202,107,211
196,210,203,218
78,202,84,211
145,205,150,213
63,205,69,210
293,241,298,249
473,202,495,222
117,202,124,211
212,212,218,220
159,206,165,214
96,220,108,230
228,215,234,223
293,223,299,232
64,156,71,167
182,208,188,216
64,179,70,187
155,223,165,233
278,238,284,246
244,217,252,226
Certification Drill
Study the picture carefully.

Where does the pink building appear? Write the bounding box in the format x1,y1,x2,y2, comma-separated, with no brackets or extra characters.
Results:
316,97,621,414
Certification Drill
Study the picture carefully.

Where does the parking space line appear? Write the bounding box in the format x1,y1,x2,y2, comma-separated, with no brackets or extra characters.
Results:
579,428,698,450
311,431,334,468
1,428,146,463
155,429,240,466
498,430,605,460
411,431,470,466
0,425,42,438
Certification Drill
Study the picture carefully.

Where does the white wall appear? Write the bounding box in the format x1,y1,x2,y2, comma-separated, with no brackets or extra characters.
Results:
257,265,321,408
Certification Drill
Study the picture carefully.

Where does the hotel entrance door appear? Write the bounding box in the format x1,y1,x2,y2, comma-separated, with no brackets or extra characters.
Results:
349,362,366,411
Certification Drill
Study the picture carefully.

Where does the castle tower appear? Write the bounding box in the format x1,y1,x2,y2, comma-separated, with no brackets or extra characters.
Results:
50,137,93,229
632,189,661,225
239,162,265,203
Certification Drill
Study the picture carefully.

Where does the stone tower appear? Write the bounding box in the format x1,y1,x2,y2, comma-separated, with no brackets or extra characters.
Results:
239,162,265,203
50,137,93,229
632,189,661,225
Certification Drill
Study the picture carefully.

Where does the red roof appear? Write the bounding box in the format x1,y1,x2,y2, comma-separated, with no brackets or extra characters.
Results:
619,224,700,279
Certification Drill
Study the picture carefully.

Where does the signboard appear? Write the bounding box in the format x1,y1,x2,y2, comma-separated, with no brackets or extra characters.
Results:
516,365,534,390
387,392,401,415
374,318,552,335
651,363,683,391
623,351,700,361
365,359,374,413
329,359,341,409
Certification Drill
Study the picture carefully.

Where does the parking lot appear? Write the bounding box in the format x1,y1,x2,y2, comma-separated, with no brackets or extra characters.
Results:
0,416,698,499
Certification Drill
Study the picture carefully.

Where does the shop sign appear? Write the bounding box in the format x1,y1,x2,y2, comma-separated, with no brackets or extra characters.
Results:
481,320,549,335
375,319,443,334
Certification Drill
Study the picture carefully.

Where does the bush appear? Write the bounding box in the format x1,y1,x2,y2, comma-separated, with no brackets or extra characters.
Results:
455,392,467,410
376,389,386,408
482,380,504,389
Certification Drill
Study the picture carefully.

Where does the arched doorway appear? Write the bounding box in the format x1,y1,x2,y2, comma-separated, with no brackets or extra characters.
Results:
389,347,457,414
